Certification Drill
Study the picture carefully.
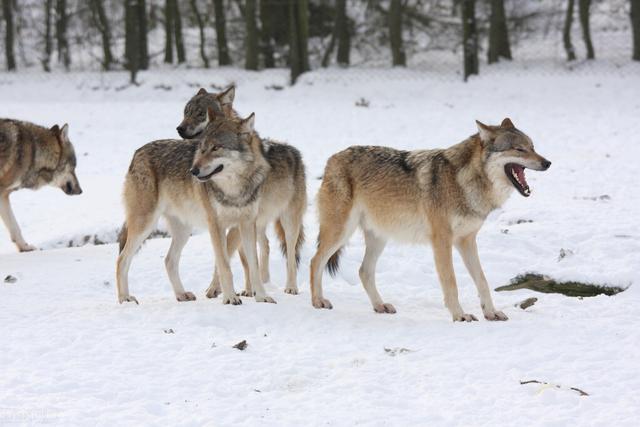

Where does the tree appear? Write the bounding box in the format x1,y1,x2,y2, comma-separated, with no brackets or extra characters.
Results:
90,0,114,70
2,0,16,70
563,0,577,61
213,0,231,65
137,0,149,69
164,0,173,63
125,0,140,83
578,0,594,59
42,0,53,71
289,0,310,84
55,0,70,70
389,0,405,66
321,0,350,67
245,0,259,70
260,0,275,68
462,0,478,81
487,0,511,63
189,0,209,67
173,0,185,63
633,0,640,61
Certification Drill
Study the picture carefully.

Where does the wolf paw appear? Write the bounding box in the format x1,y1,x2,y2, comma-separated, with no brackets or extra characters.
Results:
255,295,277,304
453,313,478,322
176,292,197,302
17,243,37,252
205,285,221,299
240,289,254,297
312,297,333,310
284,287,299,295
374,303,396,314
484,310,508,321
118,295,139,305
223,294,243,305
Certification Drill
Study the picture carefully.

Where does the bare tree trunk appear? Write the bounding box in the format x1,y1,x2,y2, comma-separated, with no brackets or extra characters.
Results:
137,0,148,69
125,0,139,84
289,0,309,84
173,0,185,63
321,31,336,67
389,0,405,66
563,0,576,61
42,0,53,71
578,0,594,59
90,0,113,70
2,0,16,70
335,0,350,66
164,0,173,63
213,0,231,65
462,0,478,81
55,0,70,70
633,0,640,61
487,0,511,63
260,0,275,68
189,0,209,67
245,0,258,70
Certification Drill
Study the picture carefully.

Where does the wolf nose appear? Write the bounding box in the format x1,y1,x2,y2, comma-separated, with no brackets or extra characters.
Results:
177,126,186,135
190,167,200,177
541,159,552,170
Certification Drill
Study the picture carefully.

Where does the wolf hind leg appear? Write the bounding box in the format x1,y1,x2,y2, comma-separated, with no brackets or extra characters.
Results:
360,229,394,314
278,214,302,295
116,210,160,304
165,216,195,302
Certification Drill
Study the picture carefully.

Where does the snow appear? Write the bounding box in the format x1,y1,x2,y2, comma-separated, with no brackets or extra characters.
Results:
1,67,639,426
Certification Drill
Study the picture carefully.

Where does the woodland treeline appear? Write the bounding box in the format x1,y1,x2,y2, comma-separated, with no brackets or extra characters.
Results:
1,0,639,82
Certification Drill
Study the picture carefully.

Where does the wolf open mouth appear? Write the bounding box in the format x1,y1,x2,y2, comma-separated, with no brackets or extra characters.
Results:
198,164,224,181
504,163,531,197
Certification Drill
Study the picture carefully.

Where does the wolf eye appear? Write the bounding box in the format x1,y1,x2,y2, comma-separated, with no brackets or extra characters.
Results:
211,145,219,151
515,148,527,153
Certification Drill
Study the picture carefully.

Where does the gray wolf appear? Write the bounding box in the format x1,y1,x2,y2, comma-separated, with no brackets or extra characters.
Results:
0,119,82,252
116,111,298,305
309,118,551,321
177,86,236,139
178,88,307,297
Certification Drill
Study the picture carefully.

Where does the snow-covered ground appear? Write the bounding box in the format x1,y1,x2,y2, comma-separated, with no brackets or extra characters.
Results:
1,67,639,426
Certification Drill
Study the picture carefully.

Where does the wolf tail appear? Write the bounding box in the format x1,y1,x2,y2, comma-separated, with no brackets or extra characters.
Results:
275,219,306,268
325,247,343,277
118,223,128,253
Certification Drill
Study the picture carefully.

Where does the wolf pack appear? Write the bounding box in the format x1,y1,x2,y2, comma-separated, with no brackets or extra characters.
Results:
0,86,551,322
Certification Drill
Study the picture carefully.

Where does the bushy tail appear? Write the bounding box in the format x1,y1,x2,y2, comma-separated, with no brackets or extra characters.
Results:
118,223,127,253
275,219,306,268
326,247,343,277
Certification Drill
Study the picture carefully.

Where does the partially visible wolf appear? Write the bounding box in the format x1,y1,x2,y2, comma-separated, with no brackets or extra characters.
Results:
0,119,82,252
178,87,307,297
309,118,551,321
177,86,236,139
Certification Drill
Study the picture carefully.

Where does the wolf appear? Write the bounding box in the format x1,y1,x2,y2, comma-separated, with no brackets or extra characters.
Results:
178,87,307,297
309,118,551,321
0,119,82,252
176,86,236,139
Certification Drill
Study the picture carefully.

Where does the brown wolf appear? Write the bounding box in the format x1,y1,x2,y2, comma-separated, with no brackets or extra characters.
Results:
309,118,551,321
0,119,82,252
178,88,307,297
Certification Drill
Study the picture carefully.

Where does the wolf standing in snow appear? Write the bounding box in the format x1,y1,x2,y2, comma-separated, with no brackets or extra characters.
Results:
178,87,307,297
0,119,82,252
309,118,551,321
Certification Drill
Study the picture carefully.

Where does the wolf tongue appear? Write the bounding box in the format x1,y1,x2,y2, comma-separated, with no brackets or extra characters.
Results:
513,165,528,188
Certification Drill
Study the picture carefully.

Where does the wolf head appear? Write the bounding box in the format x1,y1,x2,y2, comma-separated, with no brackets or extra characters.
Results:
189,109,258,182
177,86,235,139
478,118,551,197
50,124,82,195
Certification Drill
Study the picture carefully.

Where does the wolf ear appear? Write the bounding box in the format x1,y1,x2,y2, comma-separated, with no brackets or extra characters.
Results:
217,86,235,106
207,106,220,122
197,87,208,96
60,123,69,140
475,120,495,142
50,124,60,135
501,118,515,129
239,113,255,134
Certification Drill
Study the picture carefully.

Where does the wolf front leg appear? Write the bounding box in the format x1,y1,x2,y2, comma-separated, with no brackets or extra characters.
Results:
0,192,36,252
455,233,508,321
239,220,275,303
431,231,478,322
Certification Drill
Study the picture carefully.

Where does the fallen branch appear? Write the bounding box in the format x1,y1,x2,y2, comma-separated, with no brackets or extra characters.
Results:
520,379,589,396
496,273,625,297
